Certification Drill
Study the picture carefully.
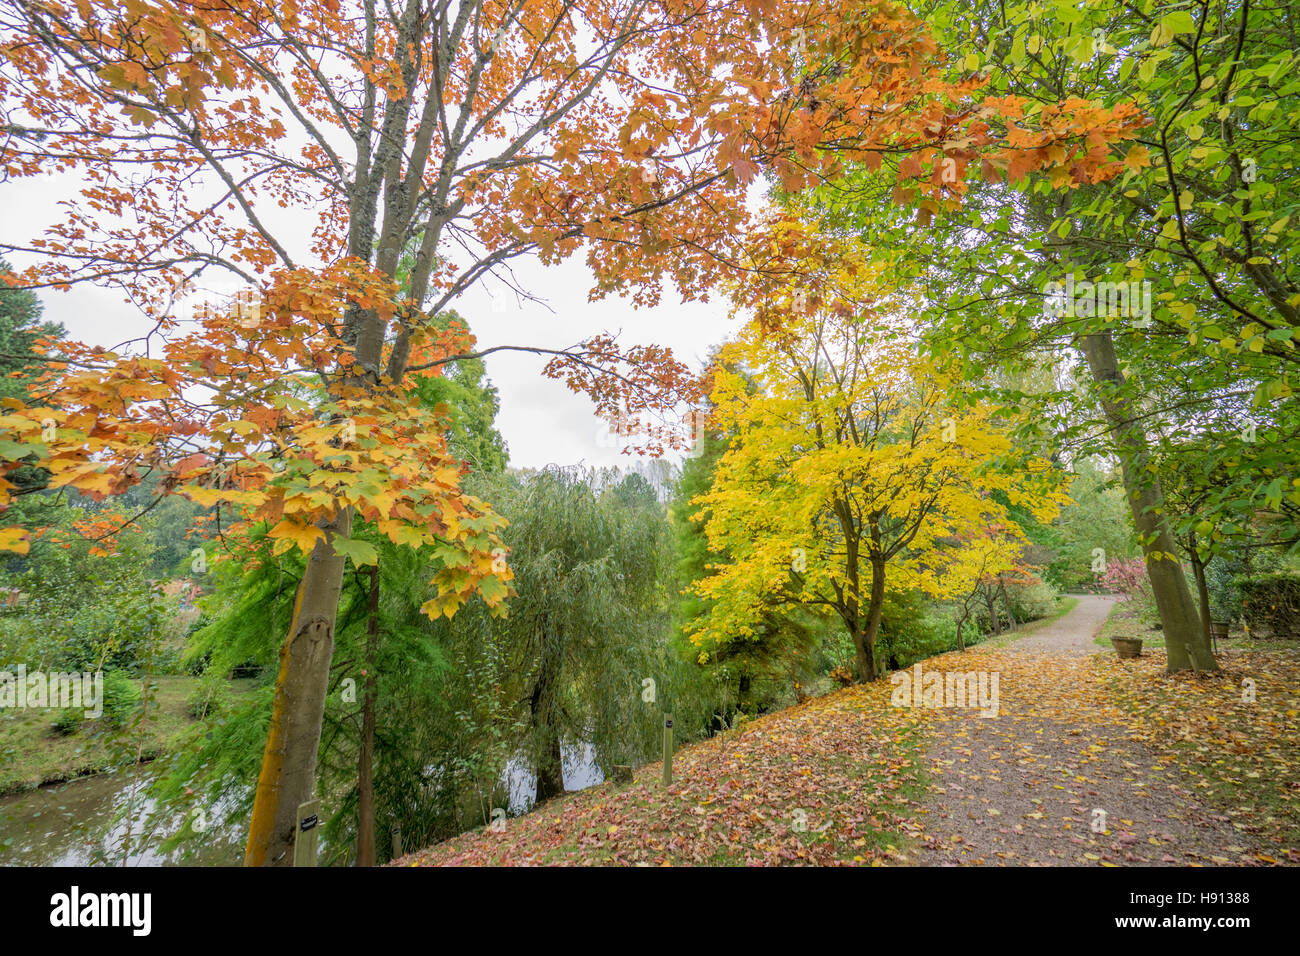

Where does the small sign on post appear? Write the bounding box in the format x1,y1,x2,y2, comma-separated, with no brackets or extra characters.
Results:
662,713,673,786
294,799,320,868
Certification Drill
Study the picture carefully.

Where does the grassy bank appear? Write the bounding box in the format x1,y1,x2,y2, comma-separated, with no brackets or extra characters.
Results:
0,675,255,796
1094,598,1298,654
402,680,933,867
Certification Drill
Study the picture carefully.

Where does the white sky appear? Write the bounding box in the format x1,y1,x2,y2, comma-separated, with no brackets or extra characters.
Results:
0,178,739,471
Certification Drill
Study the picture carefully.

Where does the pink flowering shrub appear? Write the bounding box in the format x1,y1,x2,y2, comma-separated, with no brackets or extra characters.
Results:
1098,556,1151,603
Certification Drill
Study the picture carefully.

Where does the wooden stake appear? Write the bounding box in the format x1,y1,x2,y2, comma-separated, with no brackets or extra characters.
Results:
662,713,673,786
294,799,320,867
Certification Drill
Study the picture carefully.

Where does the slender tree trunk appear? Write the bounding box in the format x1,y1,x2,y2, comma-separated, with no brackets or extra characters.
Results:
985,585,1001,636
244,511,351,866
999,579,1018,630
850,624,871,681
841,519,869,681
529,647,564,803
356,564,380,866
1189,544,1214,652
1079,332,1217,672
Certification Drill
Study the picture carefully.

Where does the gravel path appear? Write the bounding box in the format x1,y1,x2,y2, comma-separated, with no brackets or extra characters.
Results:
912,596,1253,866
998,594,1116,656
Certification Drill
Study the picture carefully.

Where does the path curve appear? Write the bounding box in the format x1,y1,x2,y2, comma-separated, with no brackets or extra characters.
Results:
912,596,1249,866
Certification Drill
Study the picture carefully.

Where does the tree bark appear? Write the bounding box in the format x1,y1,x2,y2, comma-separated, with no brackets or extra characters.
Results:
243,511,351,866
1079,332,1217,672
535,733,564,804
356,563,380,866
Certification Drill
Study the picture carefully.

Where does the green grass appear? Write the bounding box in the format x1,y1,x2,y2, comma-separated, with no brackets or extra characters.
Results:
1095,598,1166,649
1094,599,1298,654
0,675,255,795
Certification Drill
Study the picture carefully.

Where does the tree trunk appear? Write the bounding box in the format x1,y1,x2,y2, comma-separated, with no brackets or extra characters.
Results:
1189,543,1214,653
243,512,351,866
985,585,1001,636
529,646,564,804
1079,332,1216,672
356,563,380,866
851,556,888,681
999,579,1018,630
535,733,564,804
851,624,871,682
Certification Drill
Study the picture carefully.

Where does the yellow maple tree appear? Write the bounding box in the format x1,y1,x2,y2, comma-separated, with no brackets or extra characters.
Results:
689,251,1063,680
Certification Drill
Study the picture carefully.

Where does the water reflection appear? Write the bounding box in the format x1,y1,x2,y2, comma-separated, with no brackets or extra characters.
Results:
501,741,604,813
0,742,604,866
0,771,244,867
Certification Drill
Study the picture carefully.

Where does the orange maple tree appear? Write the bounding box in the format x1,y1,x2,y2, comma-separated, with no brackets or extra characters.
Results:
0,0,1144,864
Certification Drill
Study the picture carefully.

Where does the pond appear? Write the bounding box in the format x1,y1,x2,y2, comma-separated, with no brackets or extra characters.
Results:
0,743,604,866
0,770,245,866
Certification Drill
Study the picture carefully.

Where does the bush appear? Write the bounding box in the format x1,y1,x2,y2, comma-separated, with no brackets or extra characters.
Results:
1005,577,1059,623
0,506,177,674
186,676,232,720
99,670,141,727
877,590,961,669
1238,571,1300,639
51,707,82,736
1206,558,1246,623
1206,548,1285,623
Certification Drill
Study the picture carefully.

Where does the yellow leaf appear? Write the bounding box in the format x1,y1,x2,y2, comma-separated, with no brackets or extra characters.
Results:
0,526,30,554
268,519,326,555
1124,145,1151,172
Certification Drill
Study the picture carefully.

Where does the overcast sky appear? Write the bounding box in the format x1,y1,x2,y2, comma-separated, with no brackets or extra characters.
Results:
0,177,741,472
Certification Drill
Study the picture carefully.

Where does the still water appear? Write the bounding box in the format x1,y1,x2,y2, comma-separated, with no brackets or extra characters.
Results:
0,770,245,866
0,743,604,866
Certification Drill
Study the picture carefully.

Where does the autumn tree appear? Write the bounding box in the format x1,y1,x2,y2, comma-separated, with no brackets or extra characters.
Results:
933,521,1029,650
0,0,1145,862
688,236,1062,679
669,346,822,716
804,0,1300,672
0,259,63,404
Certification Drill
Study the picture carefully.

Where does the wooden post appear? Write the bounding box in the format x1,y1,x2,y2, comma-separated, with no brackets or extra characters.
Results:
392,823,403,858
294,799,320,867
662,713,673,786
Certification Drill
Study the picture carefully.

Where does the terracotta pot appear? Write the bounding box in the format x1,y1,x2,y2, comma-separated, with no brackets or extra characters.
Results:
1110,637,1143,660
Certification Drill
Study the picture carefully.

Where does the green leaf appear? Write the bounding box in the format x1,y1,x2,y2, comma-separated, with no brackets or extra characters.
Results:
331,535,379,567
0,440,36,460
1162,11,1197,36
